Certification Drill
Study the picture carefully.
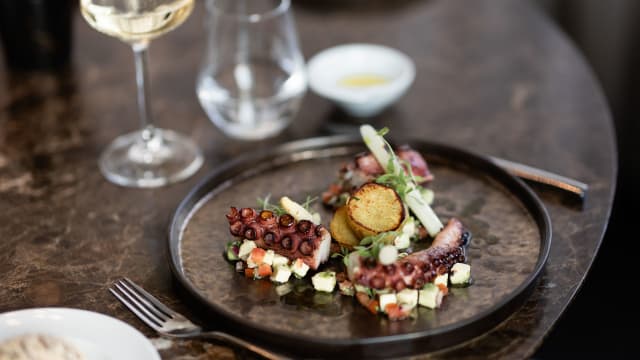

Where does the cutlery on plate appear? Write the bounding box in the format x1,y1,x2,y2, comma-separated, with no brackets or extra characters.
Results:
489,156,588,200
109,277,288,360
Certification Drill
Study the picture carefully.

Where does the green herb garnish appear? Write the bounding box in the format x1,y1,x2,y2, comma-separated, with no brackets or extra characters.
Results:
256,194,286,215
301,195,318,211
353,231,399,260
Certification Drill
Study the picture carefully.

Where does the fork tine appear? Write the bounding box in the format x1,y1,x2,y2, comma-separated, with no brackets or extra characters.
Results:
109,287,162,332
122,277,176,318
114,280,170,323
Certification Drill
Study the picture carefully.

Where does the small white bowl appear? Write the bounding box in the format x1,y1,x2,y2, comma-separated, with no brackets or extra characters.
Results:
307,43,415,117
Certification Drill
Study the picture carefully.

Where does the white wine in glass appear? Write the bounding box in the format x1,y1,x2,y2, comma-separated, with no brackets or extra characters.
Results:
81,0,203,188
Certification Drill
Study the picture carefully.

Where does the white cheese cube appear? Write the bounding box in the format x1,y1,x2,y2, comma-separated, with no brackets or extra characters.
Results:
262,250,275,266
238,240,256,260
450,263,471,285
291,259,309,278
270,265,292,283
311,271,336,292
378,293,397,312
246,258,259,269
434,273,449,288
419,284,444,309
271,254,289,267
396,289,418,309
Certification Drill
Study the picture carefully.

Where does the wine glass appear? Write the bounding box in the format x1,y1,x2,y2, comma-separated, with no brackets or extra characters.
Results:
80,0,203,188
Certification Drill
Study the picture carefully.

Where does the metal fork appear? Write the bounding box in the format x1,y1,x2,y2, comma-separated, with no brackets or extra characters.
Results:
109,277,288,360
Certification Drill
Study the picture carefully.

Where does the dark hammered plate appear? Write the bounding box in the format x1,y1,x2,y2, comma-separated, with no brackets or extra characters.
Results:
168,136,551,358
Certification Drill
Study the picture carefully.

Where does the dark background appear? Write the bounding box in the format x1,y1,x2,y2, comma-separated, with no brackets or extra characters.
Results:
534,0,638,357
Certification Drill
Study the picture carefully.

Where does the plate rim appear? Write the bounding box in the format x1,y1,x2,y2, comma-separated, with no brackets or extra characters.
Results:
167,135,552,354
0,307,160,359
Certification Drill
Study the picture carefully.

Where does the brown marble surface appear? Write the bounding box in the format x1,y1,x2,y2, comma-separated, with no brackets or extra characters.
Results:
0,0,616,359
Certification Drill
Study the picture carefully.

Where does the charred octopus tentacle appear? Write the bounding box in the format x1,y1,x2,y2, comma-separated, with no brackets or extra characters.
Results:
347,218,468,289
226,207,331,269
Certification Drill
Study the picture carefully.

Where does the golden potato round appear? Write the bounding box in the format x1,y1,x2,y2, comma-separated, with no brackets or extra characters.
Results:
330,206,360,248
346,183,405,238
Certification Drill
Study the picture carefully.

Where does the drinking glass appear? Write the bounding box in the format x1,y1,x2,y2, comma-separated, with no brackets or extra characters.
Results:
80,0,203,188
197,0,307,140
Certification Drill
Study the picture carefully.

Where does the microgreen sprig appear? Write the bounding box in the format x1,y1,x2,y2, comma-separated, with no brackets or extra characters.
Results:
331,245,353,267
301,195,318,212
256,194,287,215
353,230,399,260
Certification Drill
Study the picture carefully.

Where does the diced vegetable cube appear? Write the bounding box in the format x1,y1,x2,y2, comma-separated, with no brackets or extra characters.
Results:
312,271,336,292
434,274,449,295
450,263,471,285
272,254,289,267
270,265,292,283
256,263,272,278
396,289,418,309
291,259,309,278
434,273,449,288
238,240,257,260
225,241,241,261
263,250,275,266
379,293,397,312
247,248,266,268
419,283,444,309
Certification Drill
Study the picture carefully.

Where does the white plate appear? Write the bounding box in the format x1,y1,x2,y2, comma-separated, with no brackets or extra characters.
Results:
0,308,160,360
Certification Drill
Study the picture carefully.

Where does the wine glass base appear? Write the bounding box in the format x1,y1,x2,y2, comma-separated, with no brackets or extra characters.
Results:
99,129,203,188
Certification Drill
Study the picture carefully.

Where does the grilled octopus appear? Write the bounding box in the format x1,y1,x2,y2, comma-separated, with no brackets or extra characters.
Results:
226,207,331,269
347,218,469,291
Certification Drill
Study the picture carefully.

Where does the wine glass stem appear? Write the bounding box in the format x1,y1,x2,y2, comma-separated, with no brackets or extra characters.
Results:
132,41,156,142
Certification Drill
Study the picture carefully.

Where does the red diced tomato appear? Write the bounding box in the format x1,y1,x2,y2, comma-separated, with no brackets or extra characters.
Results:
385,303,410,321
248,248,266,264
257,263,272,278
437,283,448,295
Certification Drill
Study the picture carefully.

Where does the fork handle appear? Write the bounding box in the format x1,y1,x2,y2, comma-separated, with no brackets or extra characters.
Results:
198,331,289,360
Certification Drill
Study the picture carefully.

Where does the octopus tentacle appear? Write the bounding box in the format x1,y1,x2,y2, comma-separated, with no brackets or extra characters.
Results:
226,207,331,269
347,218,468,289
